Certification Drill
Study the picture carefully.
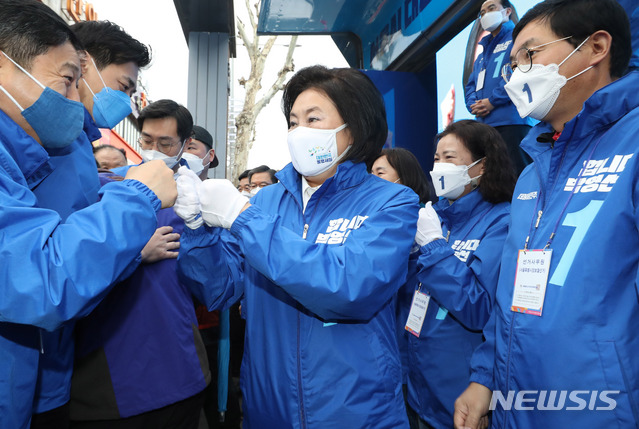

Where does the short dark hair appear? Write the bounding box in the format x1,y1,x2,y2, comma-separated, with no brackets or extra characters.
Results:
282,65,388,168
437,120,516,204
238,169,250,181
93,144,126,158
71,20,151,70
138,99,193,142
0,0,84,70
377,148,431,204
248,165,279,184
498,0,512,8
513,0,631,78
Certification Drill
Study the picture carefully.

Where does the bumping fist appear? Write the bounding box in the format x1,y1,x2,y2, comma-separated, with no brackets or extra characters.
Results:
174,166,203,229
200,179,249,229
125,160,177,209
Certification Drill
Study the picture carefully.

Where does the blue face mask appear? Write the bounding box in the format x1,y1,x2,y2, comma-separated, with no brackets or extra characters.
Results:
0,51,84,149
83,57,132,128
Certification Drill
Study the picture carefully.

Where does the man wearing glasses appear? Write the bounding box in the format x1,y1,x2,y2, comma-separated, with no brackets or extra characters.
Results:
136,99,192,171
248,164,279,197
455,1,637,428
465,0,534,175
71,99,211,428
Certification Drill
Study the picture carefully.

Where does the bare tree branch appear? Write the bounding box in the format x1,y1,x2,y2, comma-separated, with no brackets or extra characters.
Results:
231,8,298,179
260,36,277,59
254,36,298,113
236,18,254,56
245,0,257,33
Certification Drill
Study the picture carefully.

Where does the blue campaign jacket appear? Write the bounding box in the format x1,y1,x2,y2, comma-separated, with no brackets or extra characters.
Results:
470,71,639,428
0,109,160,429
406,190,509,429
178,161,419,429
465,21,533,128
32,109,103,414
71,202,210,419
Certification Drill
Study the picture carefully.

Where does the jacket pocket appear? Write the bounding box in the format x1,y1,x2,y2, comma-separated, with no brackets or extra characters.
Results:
596,340,639,427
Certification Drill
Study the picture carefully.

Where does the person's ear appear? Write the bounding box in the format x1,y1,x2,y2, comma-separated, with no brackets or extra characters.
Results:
504,7,512,18
208,149,216,163
587,30,613,70
79,51,90,77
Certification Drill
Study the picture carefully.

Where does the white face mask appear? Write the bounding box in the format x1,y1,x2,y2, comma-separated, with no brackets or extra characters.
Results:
250,187,261,197
140,143,185,169
480,9,507,32
287,124,349,177
504,36,592,121
430,158,483,200
240,190,252,198
181,151,210,175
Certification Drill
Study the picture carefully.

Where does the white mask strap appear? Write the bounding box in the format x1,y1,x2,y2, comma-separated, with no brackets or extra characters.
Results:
89,56,108,89
334,123,348,133
82,78,97,97
467,157,484,169
334,144,351,164
0,84,24,111
558,36,590,67
1,51,45,89
202,150,213,169
566,65,594,81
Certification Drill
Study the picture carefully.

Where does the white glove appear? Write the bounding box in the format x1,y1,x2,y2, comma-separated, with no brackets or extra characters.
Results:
174,166,203,229
415,202,444,246
200,179,249,229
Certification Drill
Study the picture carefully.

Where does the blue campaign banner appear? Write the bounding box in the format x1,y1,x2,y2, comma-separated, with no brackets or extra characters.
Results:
362,65,438,174
258,0,458,69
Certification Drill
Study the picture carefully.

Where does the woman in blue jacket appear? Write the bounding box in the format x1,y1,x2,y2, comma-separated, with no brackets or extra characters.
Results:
407,120,516,429
175,66,419,428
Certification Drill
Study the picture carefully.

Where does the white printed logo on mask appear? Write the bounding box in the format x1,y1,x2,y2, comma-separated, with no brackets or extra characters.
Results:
287,124,349,177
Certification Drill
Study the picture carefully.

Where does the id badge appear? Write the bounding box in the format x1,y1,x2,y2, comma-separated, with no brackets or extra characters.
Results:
476,69,486,91
405,288,430,337
511,249,552,316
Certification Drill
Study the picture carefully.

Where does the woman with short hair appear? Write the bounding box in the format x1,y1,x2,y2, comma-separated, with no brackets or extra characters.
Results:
175,65,419,428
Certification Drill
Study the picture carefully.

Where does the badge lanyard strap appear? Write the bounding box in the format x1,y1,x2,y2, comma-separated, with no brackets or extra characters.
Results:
523,133,605,251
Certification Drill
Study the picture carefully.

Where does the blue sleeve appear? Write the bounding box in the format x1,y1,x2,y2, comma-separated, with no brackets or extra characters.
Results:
415,214,509,330
228,193,419,321
464,56,481,112
0,173,160,331
469,309,496,390
177,225,245,311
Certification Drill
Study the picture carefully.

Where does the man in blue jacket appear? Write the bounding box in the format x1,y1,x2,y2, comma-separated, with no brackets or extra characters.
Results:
29,19,156,428
454,1,638,428
0,2,176,428
70,100,211,429
465,0,533,175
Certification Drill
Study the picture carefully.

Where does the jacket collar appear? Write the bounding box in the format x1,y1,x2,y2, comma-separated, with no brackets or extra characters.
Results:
522,71,639,159
434,189,486,227
0,108,51,188
276,160,369,208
